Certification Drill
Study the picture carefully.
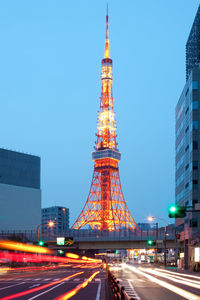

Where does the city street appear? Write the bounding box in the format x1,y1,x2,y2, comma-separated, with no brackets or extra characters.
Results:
111,263,200,300
0,265,106,300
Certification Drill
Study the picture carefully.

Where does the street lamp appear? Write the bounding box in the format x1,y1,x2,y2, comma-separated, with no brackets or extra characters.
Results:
148,216,167,267
37,221,55,242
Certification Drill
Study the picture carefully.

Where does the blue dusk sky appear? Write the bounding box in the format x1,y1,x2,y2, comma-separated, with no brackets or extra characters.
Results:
0,0,199,227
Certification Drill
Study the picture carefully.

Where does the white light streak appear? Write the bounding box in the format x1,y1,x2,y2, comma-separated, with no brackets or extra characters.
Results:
139,268,200,289
123,264,200,300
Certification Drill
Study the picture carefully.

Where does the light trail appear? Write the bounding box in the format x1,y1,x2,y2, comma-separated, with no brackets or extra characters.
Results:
65,253,79,259
124,264,200,300
138,268,200,289
0,272,84,300
56,271,100,300
0,251,102,265
153,269,200,285
155,268,200,280
0,240,52,254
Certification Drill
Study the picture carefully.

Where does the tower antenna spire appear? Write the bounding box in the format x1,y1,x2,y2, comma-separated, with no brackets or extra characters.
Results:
104,3,110,58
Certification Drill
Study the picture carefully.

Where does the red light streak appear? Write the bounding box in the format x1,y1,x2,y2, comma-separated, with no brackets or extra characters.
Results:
0,251,102,265
56,271,100,300
0,272,84,300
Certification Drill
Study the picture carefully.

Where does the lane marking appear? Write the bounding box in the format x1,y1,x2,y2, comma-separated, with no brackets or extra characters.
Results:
0,282,25,291
27,282,65,300
53,278,61,281
33,279,41,281
28,284,40,289
95,280,101,300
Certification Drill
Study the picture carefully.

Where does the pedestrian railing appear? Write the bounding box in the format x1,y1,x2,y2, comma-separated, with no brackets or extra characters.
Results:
108,269,131,300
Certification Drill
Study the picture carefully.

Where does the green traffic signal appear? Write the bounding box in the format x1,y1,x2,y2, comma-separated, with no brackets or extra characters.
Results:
169,205,176,213
38,241,44,246
168,205,186,218
147,240,156,246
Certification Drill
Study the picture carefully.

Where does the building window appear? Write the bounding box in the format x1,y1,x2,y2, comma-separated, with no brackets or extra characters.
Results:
185,126,189,133
192,101,199,110
193,161,198,170
192,81,198,90
185,164,189,170
185,107,189,114
185,182,189,189
192,121,198,130
193,141,198,150
185,145,189,152
192,199,198,206
190,219,198,227
193,180,198,189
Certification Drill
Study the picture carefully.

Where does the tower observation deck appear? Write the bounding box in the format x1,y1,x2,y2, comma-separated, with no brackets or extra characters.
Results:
72,11,138,231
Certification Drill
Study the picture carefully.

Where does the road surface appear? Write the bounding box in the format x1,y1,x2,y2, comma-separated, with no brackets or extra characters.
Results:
0,264,106,300
111,263,200,300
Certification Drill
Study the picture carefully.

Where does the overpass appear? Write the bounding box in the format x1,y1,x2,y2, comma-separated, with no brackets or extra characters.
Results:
0,227,176,250
47,229,175,250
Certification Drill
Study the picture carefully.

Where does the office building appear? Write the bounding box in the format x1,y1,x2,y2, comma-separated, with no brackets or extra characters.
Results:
186,6,200,80
175,4,200,269
0,148,41,231
42,206,69,236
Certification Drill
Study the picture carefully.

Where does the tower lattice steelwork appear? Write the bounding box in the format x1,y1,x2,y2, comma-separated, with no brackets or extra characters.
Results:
72,12,138,231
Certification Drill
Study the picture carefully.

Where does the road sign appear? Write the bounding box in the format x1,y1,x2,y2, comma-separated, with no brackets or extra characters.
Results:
57,237,65,245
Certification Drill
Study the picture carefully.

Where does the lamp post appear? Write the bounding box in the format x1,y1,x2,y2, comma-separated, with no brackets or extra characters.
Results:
148,216,167,267
37,221,55,242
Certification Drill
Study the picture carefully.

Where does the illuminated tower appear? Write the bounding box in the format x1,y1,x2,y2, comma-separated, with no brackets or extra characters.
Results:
72,11,138,231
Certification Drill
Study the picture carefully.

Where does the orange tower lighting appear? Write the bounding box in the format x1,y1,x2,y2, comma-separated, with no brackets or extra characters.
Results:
72,10,138,231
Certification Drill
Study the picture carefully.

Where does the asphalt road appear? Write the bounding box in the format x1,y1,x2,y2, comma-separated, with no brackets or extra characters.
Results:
0,264,106,300
111,263,200,300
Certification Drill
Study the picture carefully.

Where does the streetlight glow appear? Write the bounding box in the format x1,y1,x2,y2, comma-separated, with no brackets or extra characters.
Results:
48,221,54,227
148,216,154,222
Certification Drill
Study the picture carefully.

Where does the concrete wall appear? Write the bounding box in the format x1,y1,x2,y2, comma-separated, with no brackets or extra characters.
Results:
0,183,41,231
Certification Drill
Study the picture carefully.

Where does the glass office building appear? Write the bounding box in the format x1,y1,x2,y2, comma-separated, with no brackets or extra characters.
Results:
176,4,200,269
186,5,200,80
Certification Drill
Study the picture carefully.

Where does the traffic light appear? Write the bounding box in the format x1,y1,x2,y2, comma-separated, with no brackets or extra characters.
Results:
38,241,44,246
147,240,156,246
175,233,181,239
168,205,186,218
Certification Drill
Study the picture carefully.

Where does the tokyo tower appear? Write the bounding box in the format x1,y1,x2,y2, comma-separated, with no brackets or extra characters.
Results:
72,11,138,231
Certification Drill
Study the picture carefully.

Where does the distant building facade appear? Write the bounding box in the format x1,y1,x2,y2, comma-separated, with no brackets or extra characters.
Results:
0,148,41,231
42,206,69,236
137,223,154,231
176,4,200,270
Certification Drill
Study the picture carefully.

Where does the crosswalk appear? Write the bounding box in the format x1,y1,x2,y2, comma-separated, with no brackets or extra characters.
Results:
117,279,141,300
